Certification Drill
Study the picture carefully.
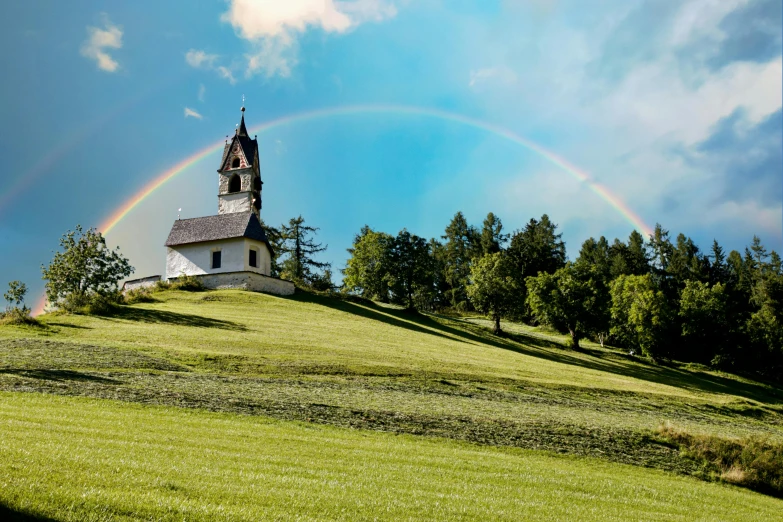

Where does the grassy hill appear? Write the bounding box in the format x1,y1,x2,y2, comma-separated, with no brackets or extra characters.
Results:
1,289,782,520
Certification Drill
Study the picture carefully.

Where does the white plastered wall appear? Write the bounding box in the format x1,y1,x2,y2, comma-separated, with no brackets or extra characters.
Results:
218,192,252,214
166,238,272,279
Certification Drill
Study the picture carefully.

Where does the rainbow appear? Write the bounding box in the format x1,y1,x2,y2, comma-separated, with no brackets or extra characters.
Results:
33,104,653,316
99,104,654,236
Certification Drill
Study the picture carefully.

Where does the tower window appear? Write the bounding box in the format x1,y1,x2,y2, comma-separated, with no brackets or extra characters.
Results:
249,249,258,268
228,174,241,193
231,157,241,168
212,250,222,269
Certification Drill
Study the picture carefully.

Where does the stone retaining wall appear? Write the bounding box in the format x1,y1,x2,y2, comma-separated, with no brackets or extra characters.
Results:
122,276,162,292
192,271,295,296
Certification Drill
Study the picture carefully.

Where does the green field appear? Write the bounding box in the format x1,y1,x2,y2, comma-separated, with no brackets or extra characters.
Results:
1,289,782,520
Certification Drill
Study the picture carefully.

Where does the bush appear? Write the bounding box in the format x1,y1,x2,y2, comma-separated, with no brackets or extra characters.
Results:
657,423,783,497
0,308,40,326
124,287,158,304
169,274,205,292
61,291,123,316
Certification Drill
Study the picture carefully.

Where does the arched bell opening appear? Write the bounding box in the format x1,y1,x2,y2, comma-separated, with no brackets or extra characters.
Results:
228,174,241,193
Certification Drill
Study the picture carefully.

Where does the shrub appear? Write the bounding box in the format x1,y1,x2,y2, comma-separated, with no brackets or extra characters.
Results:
124,287,158,304
656,423,783,497
0,308,40,326
169,274,205,292
61,291,122,316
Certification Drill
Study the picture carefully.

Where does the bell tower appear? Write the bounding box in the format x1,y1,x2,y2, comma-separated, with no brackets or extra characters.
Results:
217,103,262,218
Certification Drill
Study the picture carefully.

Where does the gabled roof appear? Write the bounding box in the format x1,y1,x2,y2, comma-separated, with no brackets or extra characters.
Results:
164,212,273,255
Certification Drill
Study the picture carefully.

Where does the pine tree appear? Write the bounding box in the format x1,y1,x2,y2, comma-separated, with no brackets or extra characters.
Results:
479,212,508,255
506,214,567,319
441,212,480,309
278,216,329,285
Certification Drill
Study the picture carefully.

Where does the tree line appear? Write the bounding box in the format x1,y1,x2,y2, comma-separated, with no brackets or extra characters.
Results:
9,211,781,381
338,211,783,380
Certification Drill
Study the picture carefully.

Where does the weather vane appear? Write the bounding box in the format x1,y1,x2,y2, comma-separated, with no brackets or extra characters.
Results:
242,94,245,108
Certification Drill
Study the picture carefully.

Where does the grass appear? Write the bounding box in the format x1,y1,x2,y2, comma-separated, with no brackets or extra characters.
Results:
1,392,782,522
656,423,783,496
1,288,782,517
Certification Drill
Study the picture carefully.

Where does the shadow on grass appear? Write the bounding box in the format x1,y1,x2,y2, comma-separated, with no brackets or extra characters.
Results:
108,307,246,331
291,292,466,344
294,292,783,405
0,369,120,384
0,503,57,521
46,323,92,330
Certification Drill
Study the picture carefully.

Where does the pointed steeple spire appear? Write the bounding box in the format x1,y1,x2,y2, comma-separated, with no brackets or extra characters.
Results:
238,105,249,137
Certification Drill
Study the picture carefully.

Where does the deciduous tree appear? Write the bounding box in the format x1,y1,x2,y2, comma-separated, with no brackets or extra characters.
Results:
526,263,608,349
467,252,521,335
41,225,133,310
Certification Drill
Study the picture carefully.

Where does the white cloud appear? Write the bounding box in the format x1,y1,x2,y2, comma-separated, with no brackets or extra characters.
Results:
216,66,237,84
80,16,123,72
590,57,782,146
185,49,236,83
221,0,398,78
185,49,218,68
184,107,203,119
458,0,781,249
469,66,517,88
198,84,206,102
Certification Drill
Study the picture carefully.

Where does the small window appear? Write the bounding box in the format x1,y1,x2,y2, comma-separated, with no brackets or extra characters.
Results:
212,250,222,269
231,157,241,168
228,174,241,193
249,249,258,268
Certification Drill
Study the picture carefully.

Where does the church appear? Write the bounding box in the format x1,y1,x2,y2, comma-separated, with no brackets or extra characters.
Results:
155,105,294,296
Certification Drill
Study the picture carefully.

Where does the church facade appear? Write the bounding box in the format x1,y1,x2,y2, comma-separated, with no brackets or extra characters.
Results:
161,106,294,296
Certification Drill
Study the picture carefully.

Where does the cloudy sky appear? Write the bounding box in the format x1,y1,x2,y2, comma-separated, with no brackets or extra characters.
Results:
0,0,780,309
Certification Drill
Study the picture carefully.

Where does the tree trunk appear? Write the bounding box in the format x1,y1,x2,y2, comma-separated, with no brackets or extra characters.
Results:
492,313,502,335
568,328,580,350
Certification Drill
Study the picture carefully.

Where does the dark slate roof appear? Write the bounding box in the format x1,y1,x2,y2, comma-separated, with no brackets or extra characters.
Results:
164,212,273,254
236,134,258,167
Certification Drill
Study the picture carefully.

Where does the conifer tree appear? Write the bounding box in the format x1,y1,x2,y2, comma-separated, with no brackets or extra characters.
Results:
279,216,329,285
441,212,480,309
479,212,508,255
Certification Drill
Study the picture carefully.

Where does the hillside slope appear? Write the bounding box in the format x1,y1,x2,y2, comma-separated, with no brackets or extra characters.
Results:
1,289,782,519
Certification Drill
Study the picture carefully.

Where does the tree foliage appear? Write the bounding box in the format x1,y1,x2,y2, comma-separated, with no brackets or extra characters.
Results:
387,230,433,310
526,263,608,349
467,252,521,335
610,274,673,359
278,216,329,285
441,212,480,309
4,281,28,313
343,226,393,301
41,225,133,310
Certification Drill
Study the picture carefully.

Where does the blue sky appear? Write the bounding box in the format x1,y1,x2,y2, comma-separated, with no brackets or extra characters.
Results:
0,0,781,308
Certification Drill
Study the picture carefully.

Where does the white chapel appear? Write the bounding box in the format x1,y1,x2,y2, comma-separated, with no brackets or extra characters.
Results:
159,105,294,296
